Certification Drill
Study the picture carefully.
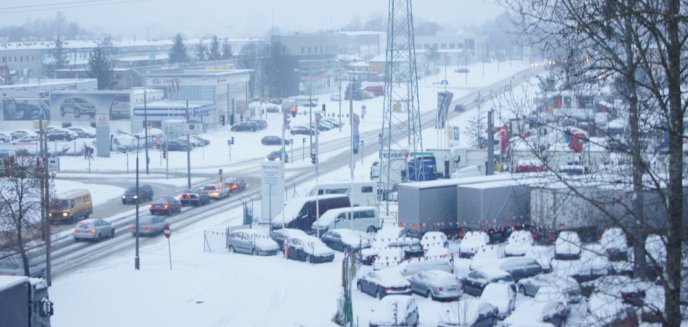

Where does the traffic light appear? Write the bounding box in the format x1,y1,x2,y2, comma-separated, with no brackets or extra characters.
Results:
220,115,225,126
322,104,326,115
310,153,317,164
231,136,235,145
162,149,167,159
291,105,297,118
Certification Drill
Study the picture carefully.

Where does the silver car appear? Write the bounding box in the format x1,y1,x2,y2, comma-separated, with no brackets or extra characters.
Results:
73,218,115,242
407,270,462,301
517,274,583,303
128,216,168,237
227,229,279,256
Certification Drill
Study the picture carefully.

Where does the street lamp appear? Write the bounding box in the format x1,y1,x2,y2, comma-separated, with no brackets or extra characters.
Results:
134,135,141,270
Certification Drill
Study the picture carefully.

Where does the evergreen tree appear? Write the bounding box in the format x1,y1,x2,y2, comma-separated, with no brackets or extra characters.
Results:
344,79,363,100
221,38,232,60
87,46,115,90
53,34,68,69
195,40,207,61
209,35,221,60
168,33,189,63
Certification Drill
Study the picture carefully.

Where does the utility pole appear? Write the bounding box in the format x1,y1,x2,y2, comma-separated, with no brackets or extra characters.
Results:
487,109,495,175
135,136,141,270
338,76,342,131
309,85,313,156
144,88,149,175
186,100,191,189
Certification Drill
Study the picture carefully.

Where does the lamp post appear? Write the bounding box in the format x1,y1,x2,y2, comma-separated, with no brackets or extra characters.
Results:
135,136,141,270
38,117,51,285
144,88,149,175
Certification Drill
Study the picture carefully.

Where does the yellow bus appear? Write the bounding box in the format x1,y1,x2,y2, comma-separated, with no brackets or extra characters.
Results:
49,189,93,224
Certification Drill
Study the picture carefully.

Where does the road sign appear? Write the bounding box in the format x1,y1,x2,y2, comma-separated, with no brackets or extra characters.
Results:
163,225,171,238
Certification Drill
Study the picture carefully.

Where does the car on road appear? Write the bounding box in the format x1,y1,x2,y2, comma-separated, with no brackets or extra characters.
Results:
261,135,292,146
290,125,315,135
286,235,335,263
554,231,582,260
459,231,490,258
247,119,267,130
179,189,210,206
223,177,247,193
121,185,154,204
369,295,419,327
357,270,412,299
266,149,288,162
161,140,191,151
504,230,535,257
190,135,210,146
149,196,181,215
227,229,279,256
128,216,168,237
517,274,582,303
202,183,230,200
60,97,96,118
462,267,514,297
320,229,370,252
72,218,115,242
407,270,461,301
231,121,260,132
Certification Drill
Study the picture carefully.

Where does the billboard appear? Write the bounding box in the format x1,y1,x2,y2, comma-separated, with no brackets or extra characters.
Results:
49,91,133,123
0,97,51,121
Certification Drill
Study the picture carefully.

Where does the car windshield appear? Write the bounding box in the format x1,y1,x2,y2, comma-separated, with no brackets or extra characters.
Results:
204,185,216,191
51,199,69,209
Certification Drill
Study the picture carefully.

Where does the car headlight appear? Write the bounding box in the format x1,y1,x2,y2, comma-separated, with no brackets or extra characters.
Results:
62,212,68,217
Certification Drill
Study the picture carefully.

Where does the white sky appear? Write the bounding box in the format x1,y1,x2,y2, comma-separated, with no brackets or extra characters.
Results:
0,0,505,38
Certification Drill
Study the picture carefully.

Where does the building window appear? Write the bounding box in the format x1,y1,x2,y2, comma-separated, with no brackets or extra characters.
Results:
441,43,447,49
320,46,323,53
301,47,305,54
449,44,455,49
1,57,5,63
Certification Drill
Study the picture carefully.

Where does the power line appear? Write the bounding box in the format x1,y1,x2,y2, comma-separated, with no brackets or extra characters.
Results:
0,0,150,14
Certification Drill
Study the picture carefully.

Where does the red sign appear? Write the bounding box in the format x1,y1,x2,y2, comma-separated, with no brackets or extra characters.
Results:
163,225,171,238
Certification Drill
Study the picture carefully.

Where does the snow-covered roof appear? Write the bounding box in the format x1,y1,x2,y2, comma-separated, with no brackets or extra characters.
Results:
0,276,28,292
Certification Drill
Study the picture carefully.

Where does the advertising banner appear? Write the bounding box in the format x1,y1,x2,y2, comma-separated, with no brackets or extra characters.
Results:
49,91,133,123
0,98,51,121
436,91,454,129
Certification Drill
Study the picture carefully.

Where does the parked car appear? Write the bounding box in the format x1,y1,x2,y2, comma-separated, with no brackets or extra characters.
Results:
266,149,288,162
369,295,419,327
290,125,315,135
148,196,181,215
0,132,11,143
121,185,154,204
223,177,247,193
226,229,279,256
285,235,335,263
581,275,653,305
13,135,39,143
357,270,412,299
599,227,629,261
585,291,638,326
407,270,461,301
504,230,534,256
480,282,516,319
554,231,582,260
161,140,191,151
67,126,96,138
526,246,555,273
438,300,499,327
459,231,490,258
60,97,96,118
270,228,309,251
191,135,210,146
231,121,260,132
320,228,370,252
553,244,609,283
462,267,514,297
10,129,36,140
503,293,569,327
360,238,424,265
261,135,292,145
484,257,543,282
421,231,448,250
47,128,77,141
128,216,168,237
72,218,115,242
202,183,230,200
179,189,210,206
517,274,582,303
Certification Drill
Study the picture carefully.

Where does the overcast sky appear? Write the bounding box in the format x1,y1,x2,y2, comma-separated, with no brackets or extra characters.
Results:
0,0,505,39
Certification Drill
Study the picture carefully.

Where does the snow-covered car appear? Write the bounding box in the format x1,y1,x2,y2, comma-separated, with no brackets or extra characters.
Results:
437,300,498,327
551,248,609,284
360,237,422,265
485,256,544,282
372,247,405,270
554,231,581,260
459,231,490,258
480,282,516,319
368,295,419,327
526,245,554,273
226,229,280,256
585,291,637,326
421,231,448,250
67,126,96,138
599,227,629,261
470,244,504,270
406,270,461,301
462,267,514,297
269,228,309,251
503,291,569,327
581,275,653,306
394,255,453,277
517,274,583,303
357,270,412,299
320,228,370,252
504,230,534,256
286,235,335,263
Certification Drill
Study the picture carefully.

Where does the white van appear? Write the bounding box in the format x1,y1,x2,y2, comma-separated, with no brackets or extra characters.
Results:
309,180,377,206
311,206,381,234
